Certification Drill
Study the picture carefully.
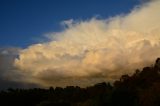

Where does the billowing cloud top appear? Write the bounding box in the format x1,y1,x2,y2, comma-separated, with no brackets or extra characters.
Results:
8,0,160,87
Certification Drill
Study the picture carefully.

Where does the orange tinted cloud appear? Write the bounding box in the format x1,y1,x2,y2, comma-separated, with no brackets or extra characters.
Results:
13,0,160,87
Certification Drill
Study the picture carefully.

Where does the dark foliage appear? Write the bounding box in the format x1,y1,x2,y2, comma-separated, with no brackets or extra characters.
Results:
0,58,160,106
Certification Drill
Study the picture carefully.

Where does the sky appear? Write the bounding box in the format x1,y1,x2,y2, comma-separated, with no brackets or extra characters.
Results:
0,0,141,48
0,0,160,89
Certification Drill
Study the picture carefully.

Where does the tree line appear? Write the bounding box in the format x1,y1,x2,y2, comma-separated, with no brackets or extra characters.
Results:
0,58,160,106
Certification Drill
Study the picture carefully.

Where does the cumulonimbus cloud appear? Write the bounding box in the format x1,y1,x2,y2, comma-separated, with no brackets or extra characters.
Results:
12,0,160,87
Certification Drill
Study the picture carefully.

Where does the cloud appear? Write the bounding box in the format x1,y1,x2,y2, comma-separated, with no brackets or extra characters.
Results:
0,48,20,77
1,0,160,87
0,48,39,89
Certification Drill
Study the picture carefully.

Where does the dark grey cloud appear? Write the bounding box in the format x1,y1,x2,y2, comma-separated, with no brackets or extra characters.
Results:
0,48,39,90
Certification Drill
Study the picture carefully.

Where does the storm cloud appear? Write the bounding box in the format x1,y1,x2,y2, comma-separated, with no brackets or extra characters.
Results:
1,0,160,87
0,48,39,89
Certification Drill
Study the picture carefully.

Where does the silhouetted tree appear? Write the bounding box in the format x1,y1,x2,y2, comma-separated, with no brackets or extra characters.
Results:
0,58,160,106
